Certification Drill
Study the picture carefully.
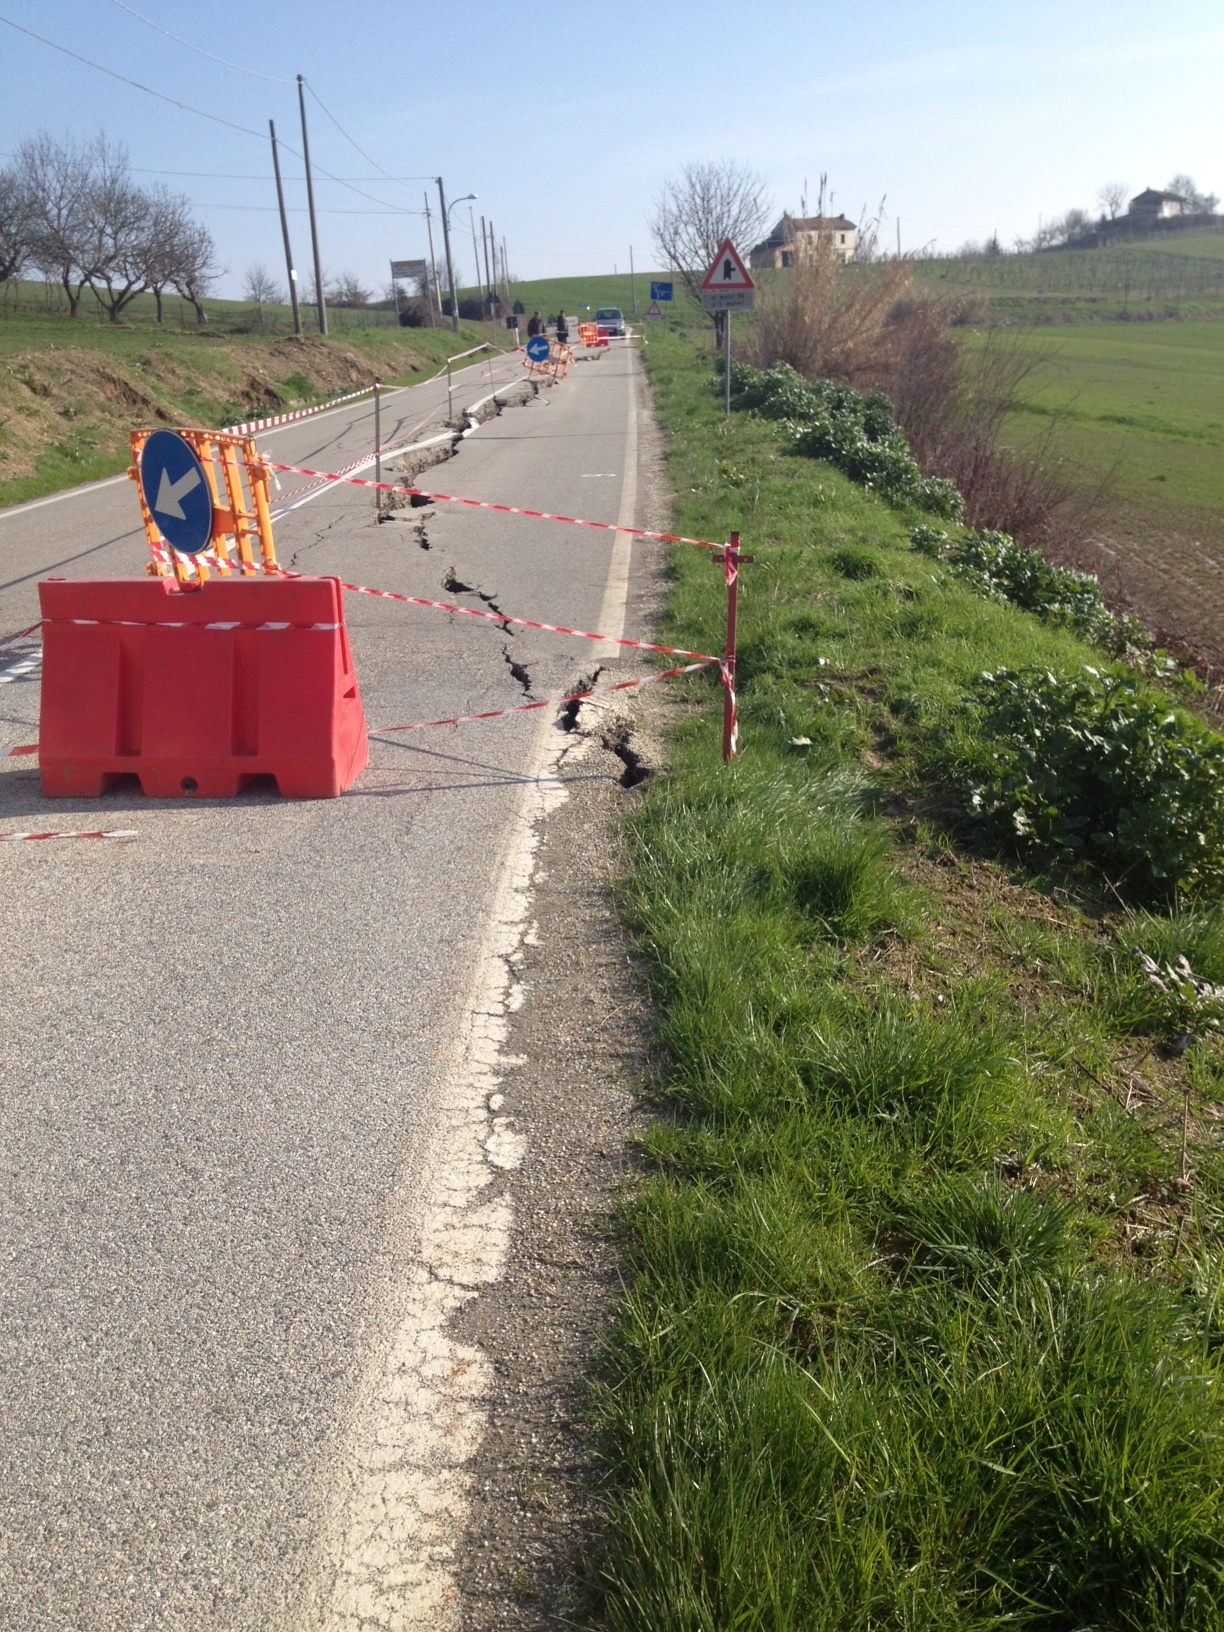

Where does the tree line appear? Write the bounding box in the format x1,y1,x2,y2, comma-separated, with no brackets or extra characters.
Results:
0,132,219,324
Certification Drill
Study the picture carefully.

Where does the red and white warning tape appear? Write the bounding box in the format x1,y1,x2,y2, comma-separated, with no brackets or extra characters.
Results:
0,827,136,843
325,576,718,662
372,660,714,735
0,622,41,654
224,384,376,436
2,743,37,758
265,461,725,552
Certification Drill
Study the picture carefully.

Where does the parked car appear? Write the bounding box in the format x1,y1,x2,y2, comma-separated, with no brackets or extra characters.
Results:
595,306,626,338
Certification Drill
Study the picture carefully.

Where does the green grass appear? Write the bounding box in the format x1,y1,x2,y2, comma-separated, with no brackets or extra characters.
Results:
585,325,1224,1630
913,229,1224,321
959,319,1224,514
0,289,508,508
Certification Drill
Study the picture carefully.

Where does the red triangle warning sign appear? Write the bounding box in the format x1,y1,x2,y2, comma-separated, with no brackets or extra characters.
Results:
701,238,754,292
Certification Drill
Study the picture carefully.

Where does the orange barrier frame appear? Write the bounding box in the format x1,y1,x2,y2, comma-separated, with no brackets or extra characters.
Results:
128,428,278,587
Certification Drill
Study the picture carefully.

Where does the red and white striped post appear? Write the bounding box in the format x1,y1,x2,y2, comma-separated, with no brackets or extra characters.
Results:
722,530,741,762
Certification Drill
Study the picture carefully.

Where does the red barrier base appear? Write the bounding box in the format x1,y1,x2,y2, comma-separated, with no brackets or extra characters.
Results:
38,576,368,799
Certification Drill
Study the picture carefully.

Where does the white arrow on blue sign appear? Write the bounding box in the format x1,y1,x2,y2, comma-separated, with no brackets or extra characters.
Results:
525,334,551,363
650,281,673,302
139,430,213,555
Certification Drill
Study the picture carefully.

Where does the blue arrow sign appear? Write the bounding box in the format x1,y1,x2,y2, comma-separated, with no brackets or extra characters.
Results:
525,334,550,363
650,281,673,302
139,430,212,555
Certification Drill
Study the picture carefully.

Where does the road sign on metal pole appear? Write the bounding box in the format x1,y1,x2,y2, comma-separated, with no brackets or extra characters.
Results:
646,300,663,321
699,238,755,314
725,311,732,417
650,281,673,302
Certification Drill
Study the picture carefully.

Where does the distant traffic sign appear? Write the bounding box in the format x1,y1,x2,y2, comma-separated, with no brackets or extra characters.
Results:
526,334,551,362
139,430,212,555
700,238,756,314
701,238,754,291
646,301,663,321
650,281,673,302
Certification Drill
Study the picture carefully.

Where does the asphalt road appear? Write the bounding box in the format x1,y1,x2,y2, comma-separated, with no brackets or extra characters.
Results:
0,340,649,1628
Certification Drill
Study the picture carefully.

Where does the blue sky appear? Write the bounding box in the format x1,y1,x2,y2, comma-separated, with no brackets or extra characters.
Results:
1,0,1221,298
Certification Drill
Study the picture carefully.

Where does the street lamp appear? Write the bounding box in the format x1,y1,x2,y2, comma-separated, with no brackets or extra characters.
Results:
436,178,476,333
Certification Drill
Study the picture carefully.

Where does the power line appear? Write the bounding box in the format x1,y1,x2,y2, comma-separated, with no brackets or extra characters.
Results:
0,16,429,219
305,81,407,186
106,0,294,84
0,14,266,138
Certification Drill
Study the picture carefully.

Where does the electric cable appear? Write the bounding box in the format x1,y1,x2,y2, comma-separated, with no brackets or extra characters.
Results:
0,15,267,138
106,0,294,83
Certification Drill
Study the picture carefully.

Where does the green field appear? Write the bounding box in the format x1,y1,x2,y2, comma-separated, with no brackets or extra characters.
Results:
964,318,1224,512
914,227,1224,321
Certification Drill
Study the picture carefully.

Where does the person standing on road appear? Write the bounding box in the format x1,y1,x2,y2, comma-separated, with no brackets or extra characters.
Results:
554,309,569,345
526,311,543,338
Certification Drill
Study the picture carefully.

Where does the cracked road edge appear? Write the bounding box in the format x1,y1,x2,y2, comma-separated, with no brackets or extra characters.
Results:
305,708,575,1632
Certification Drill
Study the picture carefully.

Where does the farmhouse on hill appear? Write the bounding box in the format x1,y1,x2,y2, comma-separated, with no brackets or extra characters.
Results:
1128,188,1188,221
749,213,858,269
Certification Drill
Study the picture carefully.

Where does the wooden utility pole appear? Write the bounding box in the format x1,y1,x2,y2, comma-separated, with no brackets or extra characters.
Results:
296,76,327,334
268,119,302,336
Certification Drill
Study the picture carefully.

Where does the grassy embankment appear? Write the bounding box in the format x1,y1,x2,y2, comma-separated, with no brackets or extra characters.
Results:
587,323,1224,1629
0,280,509,508
0,270,663,508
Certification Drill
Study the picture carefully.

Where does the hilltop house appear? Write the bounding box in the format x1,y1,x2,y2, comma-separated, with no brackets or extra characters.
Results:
1128,188,1187,221
749,213,858,269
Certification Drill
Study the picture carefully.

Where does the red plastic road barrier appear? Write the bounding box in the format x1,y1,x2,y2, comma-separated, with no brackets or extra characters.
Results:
38,576,368,799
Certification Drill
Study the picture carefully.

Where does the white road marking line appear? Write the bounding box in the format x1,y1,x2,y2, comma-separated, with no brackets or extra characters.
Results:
0,654,40,684
316,708,573,1630
594,354,639,657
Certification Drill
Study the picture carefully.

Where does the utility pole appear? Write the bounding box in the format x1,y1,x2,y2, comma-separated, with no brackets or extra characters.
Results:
896,218,901,259
469,206,484,310
297,74,327,335
501,237,510,302
629,244,636,312
437,176,459,334
423,192,441,326
481,215,493,303
269,119,301,336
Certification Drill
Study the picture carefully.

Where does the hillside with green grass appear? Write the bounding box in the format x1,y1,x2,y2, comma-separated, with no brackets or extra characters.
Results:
585,323,1224,1631
0,285,505,508
0,270,668,508
913,226,1224,322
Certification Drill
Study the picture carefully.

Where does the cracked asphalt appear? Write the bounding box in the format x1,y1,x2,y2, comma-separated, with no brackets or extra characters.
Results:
0,342,653,1629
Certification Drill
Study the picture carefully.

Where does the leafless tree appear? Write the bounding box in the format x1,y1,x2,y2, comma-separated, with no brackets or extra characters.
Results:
1168,174,1219,214
1097,181,1128,220
328,270,373,308
648,160,772,305
141,187,192,323
0,166,30,284
171,218,219,325
243,261,283,326
16,132,96,316
82,138,152,323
